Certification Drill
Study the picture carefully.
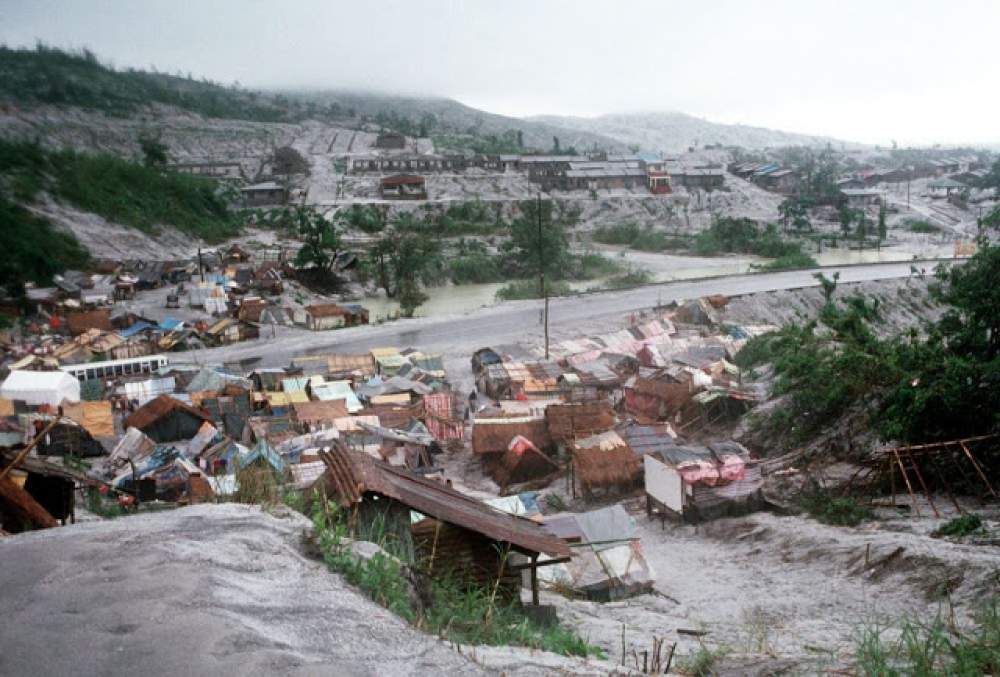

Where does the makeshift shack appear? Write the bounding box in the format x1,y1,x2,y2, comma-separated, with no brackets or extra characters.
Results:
643,440,763,523
124,395,213,443
571,431,641,498
539,505,655,601
317,447,571,604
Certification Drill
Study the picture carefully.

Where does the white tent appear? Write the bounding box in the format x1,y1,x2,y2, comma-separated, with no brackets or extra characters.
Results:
0,370,81,406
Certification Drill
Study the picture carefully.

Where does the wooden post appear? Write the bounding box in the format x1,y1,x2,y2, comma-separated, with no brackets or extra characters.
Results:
960,441,997,497
905,447,939,518
530,553,539,606
892,449,921,517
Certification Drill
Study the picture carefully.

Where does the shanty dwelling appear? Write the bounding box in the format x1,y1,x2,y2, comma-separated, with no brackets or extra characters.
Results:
316,447,572,606
380,174,428,200
624,370,693,422
241,181,288,207
472,414,554,486
374,131,407,149
491,435,561,492
0,370,81,407
928,177,966,198
643,440,764,523
303,303,349,330
758,169,799,195
571,430,642,499
35,420,105,458
647,169,672,195
124,395,213,443
676,168,725,190
545,402,616,452
539,505,655,601
840,188,883,209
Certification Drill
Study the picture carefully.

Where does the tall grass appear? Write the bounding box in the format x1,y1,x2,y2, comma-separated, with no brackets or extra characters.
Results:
310,498,603,658
855,600,1000,675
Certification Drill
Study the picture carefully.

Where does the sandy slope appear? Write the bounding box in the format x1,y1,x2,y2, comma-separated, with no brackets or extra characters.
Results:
0,504,489,677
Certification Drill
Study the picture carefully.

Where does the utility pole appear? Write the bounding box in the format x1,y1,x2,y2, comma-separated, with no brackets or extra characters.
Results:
197,247,204,283
536,193,549,360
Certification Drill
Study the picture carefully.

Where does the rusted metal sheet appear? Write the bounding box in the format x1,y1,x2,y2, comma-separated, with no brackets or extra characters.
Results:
318,447,569,557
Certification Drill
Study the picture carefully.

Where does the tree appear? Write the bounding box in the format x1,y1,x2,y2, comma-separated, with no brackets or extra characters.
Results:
838,205,856,237
501,198,571,281
552,136,560,153
272,146,310,176
877,203,887,242
516,130,524,149
294,208,342,276
367,230,441,316
138,132,168,167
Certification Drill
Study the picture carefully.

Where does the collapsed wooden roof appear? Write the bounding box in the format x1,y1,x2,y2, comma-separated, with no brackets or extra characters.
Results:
318,447,569,557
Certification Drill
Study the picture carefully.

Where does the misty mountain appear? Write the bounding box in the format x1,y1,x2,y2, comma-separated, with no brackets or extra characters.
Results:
529,111,859,154
283,90,627,152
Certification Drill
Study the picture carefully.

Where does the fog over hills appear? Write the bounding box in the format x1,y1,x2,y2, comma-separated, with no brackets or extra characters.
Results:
529,110,861,154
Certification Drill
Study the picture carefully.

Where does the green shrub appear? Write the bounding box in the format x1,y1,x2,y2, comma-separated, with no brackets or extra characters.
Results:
907,219,942,234
800,491,874,526
855,600,1000,675
496,279,572,301
757,251,820,271
932,513,983,538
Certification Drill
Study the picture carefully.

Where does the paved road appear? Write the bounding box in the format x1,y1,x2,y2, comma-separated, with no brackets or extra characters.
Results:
174,261,935,373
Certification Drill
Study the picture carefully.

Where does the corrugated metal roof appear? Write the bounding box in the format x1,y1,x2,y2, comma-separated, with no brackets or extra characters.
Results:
318,447,570,557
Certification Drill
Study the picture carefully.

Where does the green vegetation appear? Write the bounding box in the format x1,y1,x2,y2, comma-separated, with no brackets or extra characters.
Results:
310,498,602,658
337,204,387,234
602,266,654,290
676,644,729,676
447,239,501,284
433,129,524,155
367,230,441,317
932,514,983,539
855,600,1000,675
0,139,239,242
592,223,688,252
800,489,874,526
694,217,806,259
293,208,344,282
907,219,943,234
0,194,90,292
740,215,1000,447
0,44,298,122
85,487,128,518
756,251,820,271
496,279,573,301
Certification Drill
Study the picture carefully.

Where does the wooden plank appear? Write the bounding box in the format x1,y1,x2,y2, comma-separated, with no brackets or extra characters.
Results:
0,476,59,529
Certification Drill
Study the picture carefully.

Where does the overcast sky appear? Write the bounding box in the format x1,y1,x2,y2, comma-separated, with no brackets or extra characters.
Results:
2,0,998,146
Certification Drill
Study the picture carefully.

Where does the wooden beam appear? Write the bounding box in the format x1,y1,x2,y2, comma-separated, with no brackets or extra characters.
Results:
960,441,997,497
905,447,939,518
507,556,572,573
0,476,59,530
892,448,921,517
